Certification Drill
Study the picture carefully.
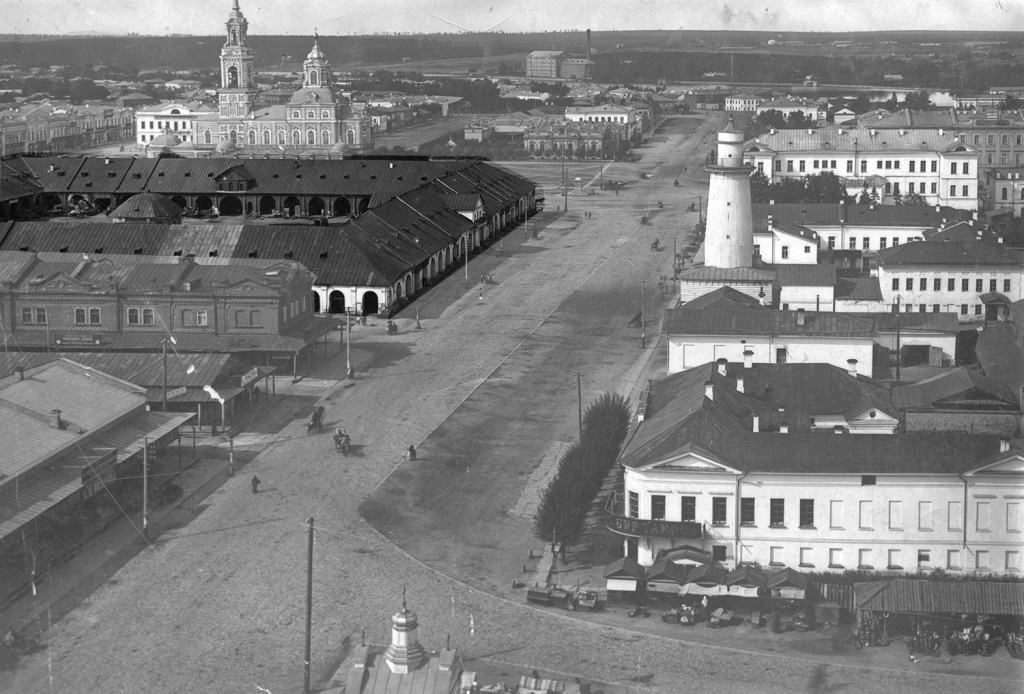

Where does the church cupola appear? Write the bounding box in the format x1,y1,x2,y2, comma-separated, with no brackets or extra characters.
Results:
303,34,331,88
224,0,249,48
383,591,428,674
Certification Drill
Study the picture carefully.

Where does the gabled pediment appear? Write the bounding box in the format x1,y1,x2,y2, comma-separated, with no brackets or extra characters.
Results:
848,407,899,424
222,279,267,293
638,445,741,474
968,454,1024,476
33,272,93,291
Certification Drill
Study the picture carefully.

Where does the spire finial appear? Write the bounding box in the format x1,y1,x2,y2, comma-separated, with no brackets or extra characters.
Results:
232,0,240,10
361,629,365,646
446,634,451,650
402,586,407,610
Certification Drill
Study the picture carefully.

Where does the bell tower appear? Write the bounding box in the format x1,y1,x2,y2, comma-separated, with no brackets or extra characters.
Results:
219,0,258,120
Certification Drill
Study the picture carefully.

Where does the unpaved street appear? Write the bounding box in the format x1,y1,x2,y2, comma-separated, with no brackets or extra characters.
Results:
2,115,1021,694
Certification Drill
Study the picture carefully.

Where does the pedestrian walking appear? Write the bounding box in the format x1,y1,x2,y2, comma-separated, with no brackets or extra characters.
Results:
251,475,261,493
407,444,417,461
253,385,260,400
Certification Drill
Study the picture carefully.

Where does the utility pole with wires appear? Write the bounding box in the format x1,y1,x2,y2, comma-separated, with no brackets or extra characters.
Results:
161,337,168,412
640,280,647,349
561,146,568,212
304,515,314,694
575,372,584,441
142,437,149,541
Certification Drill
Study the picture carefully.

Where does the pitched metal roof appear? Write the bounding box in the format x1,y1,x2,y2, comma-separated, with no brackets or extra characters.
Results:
747,127,980,154
678,286,764,310
845,312,959,333
753,203,971,229
891,368,1019,410
603,556,645,579
767,567,809,590
974,322,1024,394
726,565,767,588
770,263,836,287
677,266,776,282
664,307,877,338
854,579,1024,616
834,276,883,301
0,351,235,390
876,240,1024,266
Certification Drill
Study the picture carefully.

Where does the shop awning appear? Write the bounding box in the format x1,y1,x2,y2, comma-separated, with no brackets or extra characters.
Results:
854,578,1024,617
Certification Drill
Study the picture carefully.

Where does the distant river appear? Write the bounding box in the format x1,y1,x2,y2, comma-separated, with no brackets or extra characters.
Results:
783,85,954,107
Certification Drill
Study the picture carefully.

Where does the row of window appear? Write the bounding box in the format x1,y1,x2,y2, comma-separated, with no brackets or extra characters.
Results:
892,277,1013,293
775,159,946,174
969,133,1024,147
997,187,1024,200
142,120,189,131
635,493,1021,533
767,546,1019,572
18,307,267,328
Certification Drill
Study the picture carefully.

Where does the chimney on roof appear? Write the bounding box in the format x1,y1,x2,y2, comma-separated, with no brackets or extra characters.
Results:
736,374,745,393
767,214,773,231
104,157,110,165
935,205,941,213
972,210,979,221
743,349,754,369
769,199,775,206
780,421,789,434
704,381,714,401
716,357,727,376
834,425,845,434
752,412,760,433
998,236,1004,244
796,308,806,326
49,409,65,430
847,358,858,377
1000,439,1011,453
13,366,24,382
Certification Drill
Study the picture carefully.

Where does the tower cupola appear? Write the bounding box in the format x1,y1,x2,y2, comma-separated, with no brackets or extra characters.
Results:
303,34,331,88
383,591,428,674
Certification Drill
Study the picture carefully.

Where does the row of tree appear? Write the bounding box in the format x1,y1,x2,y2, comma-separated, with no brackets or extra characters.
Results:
533,393,631,552
749,170,929,206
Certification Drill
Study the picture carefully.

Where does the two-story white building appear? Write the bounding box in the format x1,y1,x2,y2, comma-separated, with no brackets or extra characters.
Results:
755,97,826,122
134,100,213,146
725,93,767,112
874,240,1024,321
610,363,1023,576
743,127,982,210
664,304,876,374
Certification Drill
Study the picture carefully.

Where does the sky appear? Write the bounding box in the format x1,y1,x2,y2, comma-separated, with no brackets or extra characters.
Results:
0,0,1018,36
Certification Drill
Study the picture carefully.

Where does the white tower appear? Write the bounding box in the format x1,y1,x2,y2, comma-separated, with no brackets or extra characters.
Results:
218,0,258,121
703,117,754,269
383,594,427,674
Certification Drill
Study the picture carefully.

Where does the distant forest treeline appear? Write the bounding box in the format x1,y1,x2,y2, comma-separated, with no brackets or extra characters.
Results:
2,31,1024,92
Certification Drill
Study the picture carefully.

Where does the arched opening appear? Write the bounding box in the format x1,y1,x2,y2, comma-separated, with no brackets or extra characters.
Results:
245,201,253,215
356,198,369,215
333,197,351,217
204,130,212,144
93,197,112,212
292,130,301,146
262,130,271,145
429,257,437,278
230,29,237,45
328,291,345,314
259,195,276,214
229,129,238,144
219,195,243,216
171,195,188,209
308,197,325,216
346,128,356,145
306,129,316,146
309,70,318,85
404,275,413,297
248,130,256,145
283,195,301,216
361,291,379,316
228,66,238,88
277,130,286,145
321,129,331,145
196,195,213,211
312,291,322,313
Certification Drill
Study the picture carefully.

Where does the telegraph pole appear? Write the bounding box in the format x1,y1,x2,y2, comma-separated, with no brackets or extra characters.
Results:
575,373,584,441
640,280,647,348
346,312,353,379
561,146,568,212
304,516,314,693
895,295,902,383
161,338,168,412
142,437,149,541
464,234,470,289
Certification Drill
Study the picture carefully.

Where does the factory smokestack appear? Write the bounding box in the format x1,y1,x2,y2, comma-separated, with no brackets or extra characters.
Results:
587,29,592,59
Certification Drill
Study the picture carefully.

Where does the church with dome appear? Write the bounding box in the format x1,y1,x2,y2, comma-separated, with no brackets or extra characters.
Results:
138,0,371,156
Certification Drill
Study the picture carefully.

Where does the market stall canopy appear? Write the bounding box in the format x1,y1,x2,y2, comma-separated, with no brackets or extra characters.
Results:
855,579,1024,617
646,558,688,594
767,567,809,600
604,556,645,592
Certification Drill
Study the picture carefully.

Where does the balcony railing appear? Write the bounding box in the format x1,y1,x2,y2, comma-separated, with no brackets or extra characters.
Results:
602,493,704,539
705,154,754,168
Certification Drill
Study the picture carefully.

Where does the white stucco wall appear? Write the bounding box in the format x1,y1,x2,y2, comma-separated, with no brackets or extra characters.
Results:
623,458,1024,573
667,334,874,374
777,285,836,311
